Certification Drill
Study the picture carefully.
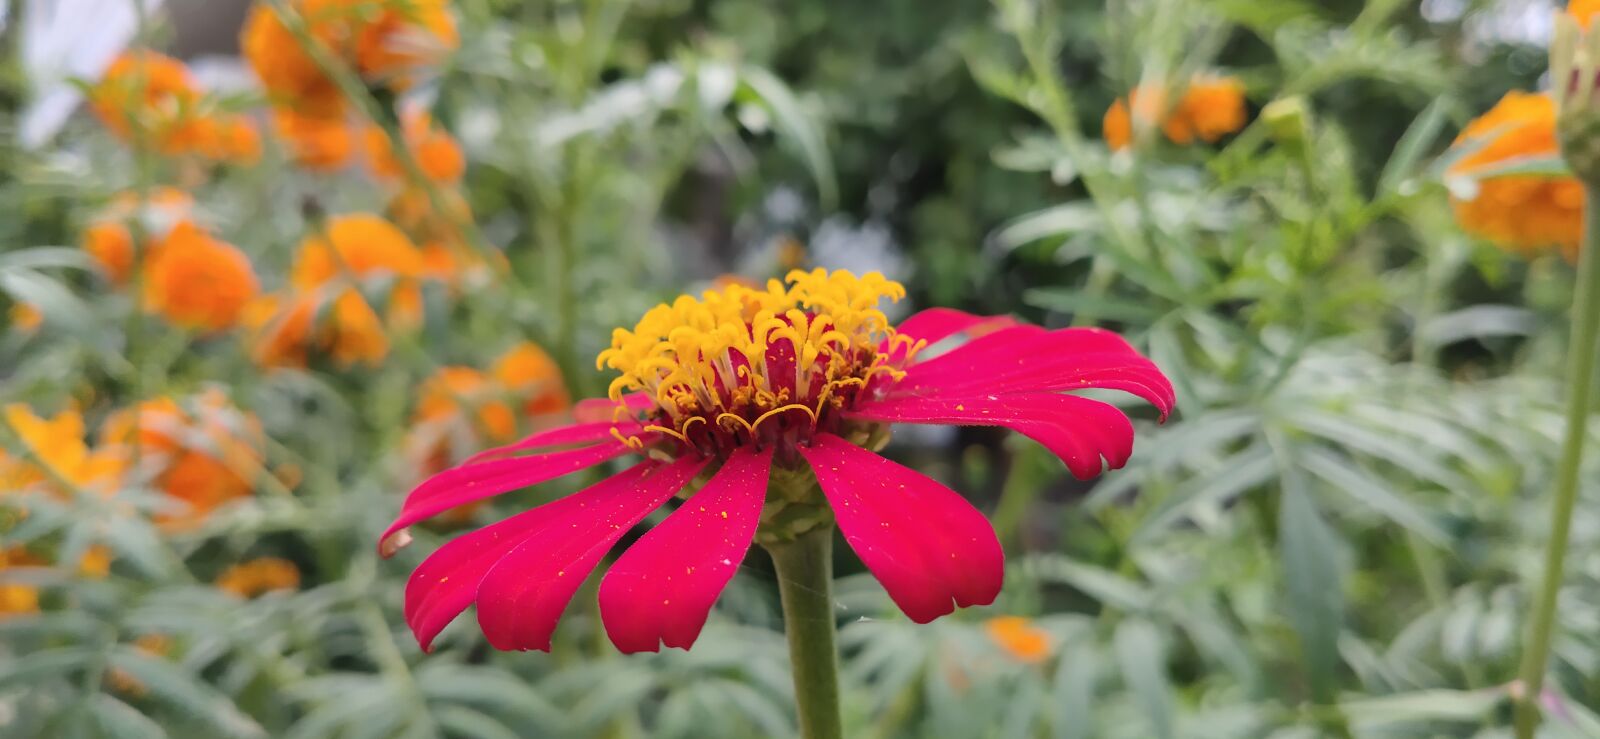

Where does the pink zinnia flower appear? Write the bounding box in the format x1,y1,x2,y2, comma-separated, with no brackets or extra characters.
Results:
382,269,1173,653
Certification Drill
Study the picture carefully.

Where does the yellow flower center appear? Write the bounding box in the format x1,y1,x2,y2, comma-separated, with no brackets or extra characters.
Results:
598,269,918,452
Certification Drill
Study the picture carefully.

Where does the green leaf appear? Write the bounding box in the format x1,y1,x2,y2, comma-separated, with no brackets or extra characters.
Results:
1023,288,1163,324
992,204,1104,250
0,246,94,271
0,268,96,337
1298,446,1448,543
1051,640,1097,739
1132,444,1276,543
0,646,95,690
737,65,837,210
90,694,169,739
1113,618,1174,739
1448,154,1570,181
1377,97,1452,198
1277,450,1345,704
1340,689,1498,728
432,706,520,739
105,648,267,739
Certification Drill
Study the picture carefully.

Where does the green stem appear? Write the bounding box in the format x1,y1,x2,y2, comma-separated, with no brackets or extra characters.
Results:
765,528,844,739
1513,185,1600,738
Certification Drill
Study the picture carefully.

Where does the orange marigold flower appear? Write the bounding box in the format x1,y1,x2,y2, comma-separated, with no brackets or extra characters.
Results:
274,108,355,170
9,303,42,334
241,0,457,115
405,343,568,482
81,188,197,284
1572,0,1600,28
390,188,498,288
106,634,173,695
984,616,1052,664
100,390,266,530
0,548,43,617
354,0,459,87
193,115,264,165
240,0,351,118
365,110,465,183
1104,75,1247,151
248,290,395,368
142,224,260,331
291,213,427,288
1447,91,1582,259
0,405,125,495
77,545,113,579
216,557,301,598
88,51,202,149
492,342,570,418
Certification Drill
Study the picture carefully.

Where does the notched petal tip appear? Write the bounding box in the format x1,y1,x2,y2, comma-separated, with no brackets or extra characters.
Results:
380,527,413,558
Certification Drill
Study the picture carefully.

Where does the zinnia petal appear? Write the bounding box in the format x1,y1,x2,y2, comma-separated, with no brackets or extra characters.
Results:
598,446,773,653
474,455,707,651
381,440,636,553
846,393,1136,480
797,434,1003,623
892,307,1018,347
892,325,1174,418
460,421,646,465
403,465,651,651
574,392,654,422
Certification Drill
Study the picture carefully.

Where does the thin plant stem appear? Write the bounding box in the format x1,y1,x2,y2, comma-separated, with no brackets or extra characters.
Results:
1513,185,1600,738
765,527,844,739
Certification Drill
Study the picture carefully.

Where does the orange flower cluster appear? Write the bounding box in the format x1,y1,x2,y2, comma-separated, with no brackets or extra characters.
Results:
1103,75,1247,151
100,389,268,531
0,404,125,495
249,214,434,367
1,405,126,610
76,189,260,331
983,616,1052,664
1573,0,1600,28
1447,92,1581,259
0,548,44,617
105,634,174,695
403,342,569,522
241,0,458,118
142,224,262,332
80,188,195,284
273,109,356,170
365,110,465,183
89,51,260,164
216,557,302,598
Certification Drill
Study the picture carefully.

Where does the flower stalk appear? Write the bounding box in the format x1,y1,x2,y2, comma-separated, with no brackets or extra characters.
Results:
1513,184,1600,738
765,527,844,739
1515,16,1600,736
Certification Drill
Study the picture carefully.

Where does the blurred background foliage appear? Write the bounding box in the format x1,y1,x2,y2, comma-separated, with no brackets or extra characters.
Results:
3,0,1600,737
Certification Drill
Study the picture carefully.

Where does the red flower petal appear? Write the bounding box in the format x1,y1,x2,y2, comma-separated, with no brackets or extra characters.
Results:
847,393,1135,480
474,455,708,651
892,308,1018,347
403,464,653,651
892,325,1174,419
598,446,773,653
574,392,654,423
460,421,645,465
798,434,1003,623
380,440,637,554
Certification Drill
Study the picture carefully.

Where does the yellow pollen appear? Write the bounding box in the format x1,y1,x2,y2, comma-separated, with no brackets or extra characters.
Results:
595,269,917,446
